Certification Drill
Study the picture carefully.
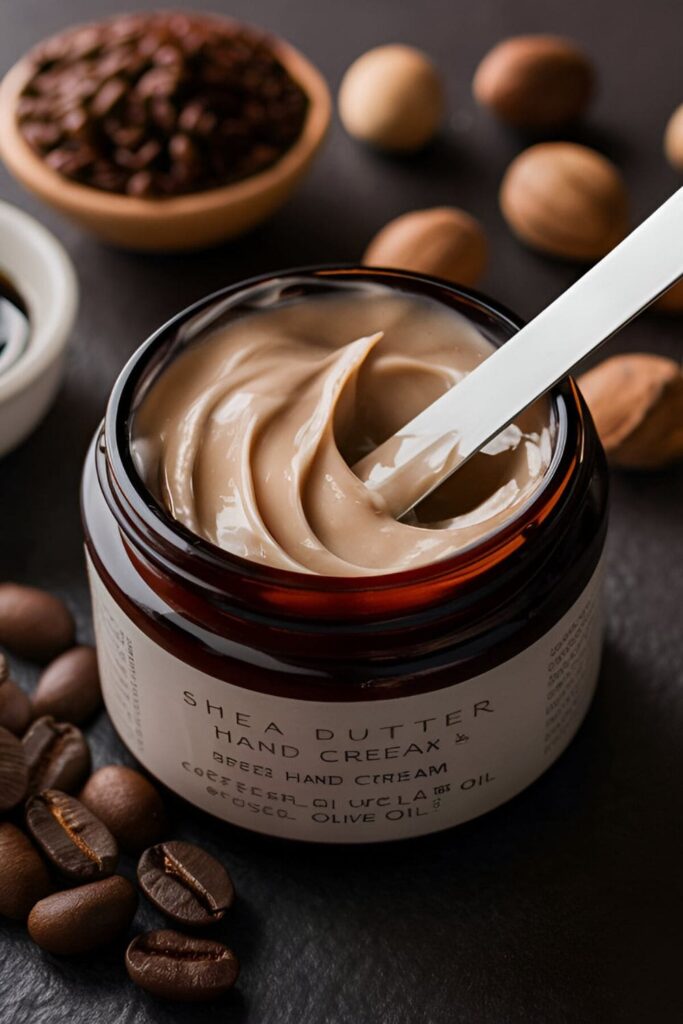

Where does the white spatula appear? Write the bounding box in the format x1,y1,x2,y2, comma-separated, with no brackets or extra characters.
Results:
353,188,683,518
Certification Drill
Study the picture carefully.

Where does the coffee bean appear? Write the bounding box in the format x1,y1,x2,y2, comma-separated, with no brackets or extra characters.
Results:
125,930,239,1001
26,789,118,881
0,584,75,663
0,675,33,736
109,124,145,148
90,76,127,118
28,875,137,955
80,765,167,853
0,823,51,919
0,726,28,811
126,170,154,196
114,139,161,170
135,67,180,99
137,840,234,927
17,13,308,197
33,646,102,725
45,144,95,177
23,716,91,794
149,98,176,132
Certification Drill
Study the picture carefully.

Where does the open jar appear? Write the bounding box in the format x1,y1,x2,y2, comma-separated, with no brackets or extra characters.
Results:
82,268,608,843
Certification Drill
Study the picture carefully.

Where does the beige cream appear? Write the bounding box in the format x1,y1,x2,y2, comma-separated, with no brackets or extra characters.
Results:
132,291,554,576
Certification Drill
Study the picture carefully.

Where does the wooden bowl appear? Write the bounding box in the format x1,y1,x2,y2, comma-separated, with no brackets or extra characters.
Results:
0,25,331,252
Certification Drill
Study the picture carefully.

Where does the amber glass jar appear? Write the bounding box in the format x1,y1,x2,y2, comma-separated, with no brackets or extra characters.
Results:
82,268,608,843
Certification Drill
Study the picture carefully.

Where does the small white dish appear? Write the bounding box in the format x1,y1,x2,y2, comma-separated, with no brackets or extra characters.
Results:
0,200,77,457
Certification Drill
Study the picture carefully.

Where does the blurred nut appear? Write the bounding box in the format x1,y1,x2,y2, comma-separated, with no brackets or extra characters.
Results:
500,142,628,260
473,35,594,128
578,353,683,469
338,44,443,152
656,278,683,313
664,104,683,172
363,207,488,287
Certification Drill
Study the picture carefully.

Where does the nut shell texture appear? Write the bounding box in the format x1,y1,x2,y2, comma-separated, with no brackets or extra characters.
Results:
473,35,594,127
578,354,683,469
363,207,488,287
500,142,628,261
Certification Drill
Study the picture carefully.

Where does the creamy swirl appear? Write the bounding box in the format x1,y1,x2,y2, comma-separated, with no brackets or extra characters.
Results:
132,291,554,576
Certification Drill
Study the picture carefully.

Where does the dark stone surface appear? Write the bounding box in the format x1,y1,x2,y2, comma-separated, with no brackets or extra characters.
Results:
1,1,682,1021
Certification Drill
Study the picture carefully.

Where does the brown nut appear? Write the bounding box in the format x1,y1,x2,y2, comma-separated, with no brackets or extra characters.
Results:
578,354,683,469
473,35,594,128
338,45,444,152
500,142,628,261
363,207,488,287
664,103,683,172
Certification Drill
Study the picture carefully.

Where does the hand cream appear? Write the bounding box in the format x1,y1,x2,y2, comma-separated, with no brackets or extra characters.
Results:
132,290,554,575
83,269,608,843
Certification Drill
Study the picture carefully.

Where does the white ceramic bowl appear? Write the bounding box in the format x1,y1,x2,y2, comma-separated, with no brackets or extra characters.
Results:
0,200,77,457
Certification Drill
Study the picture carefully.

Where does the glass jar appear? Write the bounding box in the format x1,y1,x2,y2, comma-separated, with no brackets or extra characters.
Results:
82,268,608,844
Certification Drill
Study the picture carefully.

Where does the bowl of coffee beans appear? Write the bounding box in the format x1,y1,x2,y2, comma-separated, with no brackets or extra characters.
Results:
0,12,331,251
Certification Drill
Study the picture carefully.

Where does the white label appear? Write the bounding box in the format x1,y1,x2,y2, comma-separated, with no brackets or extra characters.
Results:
88,557,604,843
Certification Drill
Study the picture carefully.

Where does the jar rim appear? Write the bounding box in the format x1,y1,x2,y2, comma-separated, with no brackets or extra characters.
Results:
103,266,585,602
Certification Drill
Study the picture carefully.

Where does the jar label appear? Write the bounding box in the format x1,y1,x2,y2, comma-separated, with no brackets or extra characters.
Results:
88,555,604,843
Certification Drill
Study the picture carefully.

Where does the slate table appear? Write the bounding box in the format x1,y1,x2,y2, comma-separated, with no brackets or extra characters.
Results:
1,1,682,1021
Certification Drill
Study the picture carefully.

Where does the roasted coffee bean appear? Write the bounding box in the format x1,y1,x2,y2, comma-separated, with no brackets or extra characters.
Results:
61,106,90,139
0,584,75,662
109,124,144,148
168,132,199,174
26,789,118,881
20,121,63,150
113,139,161,170
0,823,51,919
0,656,32,735
135,67,180,99
23,715,91,794
137,840,234,927
17,13,309,197
80,765,167,852
33,646,102,725
28,875,137,954
125,930,239,1001
45,144,95,178
0,679,33,735
0,726,28,811
126,170,154,197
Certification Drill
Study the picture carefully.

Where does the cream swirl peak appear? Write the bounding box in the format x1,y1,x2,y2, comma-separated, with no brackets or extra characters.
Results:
132,291,555,576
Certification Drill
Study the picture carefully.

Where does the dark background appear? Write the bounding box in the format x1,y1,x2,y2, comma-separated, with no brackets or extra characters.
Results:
1,1,682,1021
